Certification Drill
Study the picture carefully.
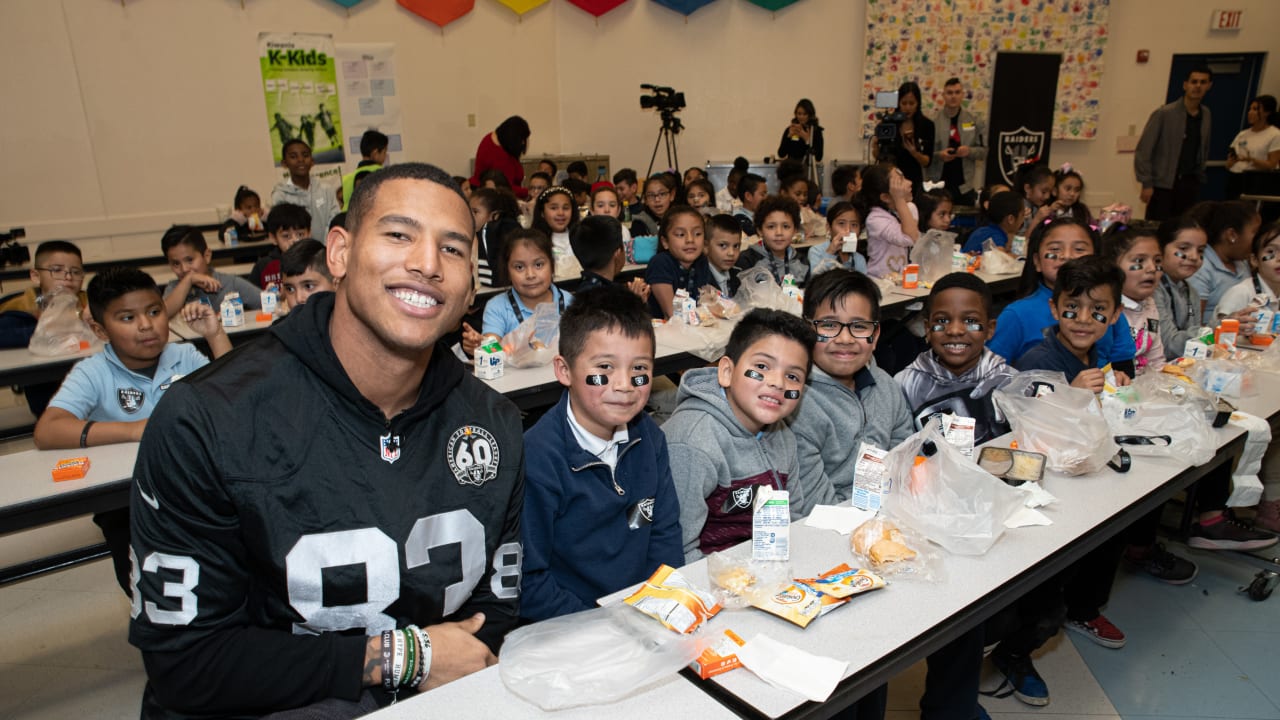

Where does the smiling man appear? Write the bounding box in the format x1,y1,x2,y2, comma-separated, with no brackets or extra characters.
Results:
130,163,524,719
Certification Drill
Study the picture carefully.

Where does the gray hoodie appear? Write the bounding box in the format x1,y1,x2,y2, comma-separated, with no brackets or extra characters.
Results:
662,367,800,564
788,364,914,516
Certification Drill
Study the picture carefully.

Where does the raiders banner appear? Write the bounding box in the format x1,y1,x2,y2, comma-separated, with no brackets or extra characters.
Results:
985,51,1062,187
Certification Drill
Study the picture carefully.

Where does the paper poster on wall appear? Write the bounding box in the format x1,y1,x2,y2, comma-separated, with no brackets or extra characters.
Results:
335,43,405,171
259,32,346,166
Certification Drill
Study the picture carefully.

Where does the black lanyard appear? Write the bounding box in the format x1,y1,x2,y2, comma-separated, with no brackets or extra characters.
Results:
1255,272,1266,296
507,287,564,320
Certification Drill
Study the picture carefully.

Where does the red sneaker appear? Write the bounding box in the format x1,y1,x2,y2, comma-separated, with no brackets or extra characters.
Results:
1065,614,1126,649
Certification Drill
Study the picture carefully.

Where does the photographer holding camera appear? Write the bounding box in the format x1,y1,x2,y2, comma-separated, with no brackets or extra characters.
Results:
778,99,825,183
872,82,934,197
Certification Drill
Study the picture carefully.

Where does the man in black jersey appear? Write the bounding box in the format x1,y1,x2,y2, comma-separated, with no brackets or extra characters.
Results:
129,163,524,718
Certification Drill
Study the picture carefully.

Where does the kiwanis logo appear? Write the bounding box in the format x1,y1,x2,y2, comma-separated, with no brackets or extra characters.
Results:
117,387,144,414
997,126,1046,185
447,425,500,487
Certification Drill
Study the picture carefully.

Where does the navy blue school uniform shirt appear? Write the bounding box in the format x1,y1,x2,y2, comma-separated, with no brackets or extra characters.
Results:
644,252,714,318
1014,325,1095,383
962,224,1009,254
576,270,612,292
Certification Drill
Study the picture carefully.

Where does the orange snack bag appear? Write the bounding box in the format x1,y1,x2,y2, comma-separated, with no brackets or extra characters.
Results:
624,564,722,634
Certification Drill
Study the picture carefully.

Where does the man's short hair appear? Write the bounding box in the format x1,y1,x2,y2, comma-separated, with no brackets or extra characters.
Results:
802,268,882,322
34,240,82,264
612,168,638,186
266,204,313,236
281,239,333,280
725,308,817,371
360,130,389,157
570,215,623,273
558,284,655,367
161,225,207,254
944,77,963,88
1052,256,1123,306
347,163,466,235
987,191,1025,225
88,266,160,325
1186,65,1213,82
927,272,993,317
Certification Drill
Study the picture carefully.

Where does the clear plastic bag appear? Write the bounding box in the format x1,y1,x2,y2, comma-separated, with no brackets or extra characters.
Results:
499,603,704,710
705,543,791,608
882,425,1024,555
28,289,94,357
849,516,939,581
1130,372,1217,424
994,370,1119,476
1100,384,1216,467
500,301,560,368
1189,356,1253,398
980,239,1023,275
731,269,799,314
911,229,957,286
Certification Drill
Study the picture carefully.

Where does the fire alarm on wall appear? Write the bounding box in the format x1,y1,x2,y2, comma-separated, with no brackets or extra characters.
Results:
1137,49,1150,63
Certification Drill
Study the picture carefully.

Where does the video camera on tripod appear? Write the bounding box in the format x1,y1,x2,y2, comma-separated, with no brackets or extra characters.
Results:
0,227,29,267
872,90,907,158
640,84,687,177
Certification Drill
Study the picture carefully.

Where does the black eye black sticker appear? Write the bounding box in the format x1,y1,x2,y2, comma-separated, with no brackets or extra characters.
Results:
630,375,650,387
585,374,608,386
784,389,800,399
744,369,765,381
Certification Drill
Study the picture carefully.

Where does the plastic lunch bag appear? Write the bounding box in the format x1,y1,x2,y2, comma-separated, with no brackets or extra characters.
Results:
980,239,1023,275
1100,384,1216,467
882,424,1024,555
731,268,797,314
994,370,1119,476
500,603,704,710
28,289,94,357
500,301,560,368
911,229,956,285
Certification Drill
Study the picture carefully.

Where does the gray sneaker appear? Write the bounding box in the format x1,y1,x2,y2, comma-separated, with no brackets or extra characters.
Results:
1188,517,1279,551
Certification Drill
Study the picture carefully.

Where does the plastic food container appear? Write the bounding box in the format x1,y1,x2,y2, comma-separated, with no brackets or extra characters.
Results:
977,446,1047,486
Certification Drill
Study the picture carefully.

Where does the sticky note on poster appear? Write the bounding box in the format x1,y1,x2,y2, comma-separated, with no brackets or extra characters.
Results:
358,97,385,115
370,78,396,97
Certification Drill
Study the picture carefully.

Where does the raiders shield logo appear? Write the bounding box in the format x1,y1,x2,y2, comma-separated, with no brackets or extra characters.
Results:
379,433,401,464
722,485,755,513
447,425,501,487
117,387,144,414
996,126,1046,185
627,497,656,530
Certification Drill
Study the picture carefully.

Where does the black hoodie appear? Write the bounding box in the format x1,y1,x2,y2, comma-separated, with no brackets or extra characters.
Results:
129,293,524,718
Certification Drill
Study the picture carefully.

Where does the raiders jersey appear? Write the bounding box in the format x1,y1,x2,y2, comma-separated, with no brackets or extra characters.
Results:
129,295,524,717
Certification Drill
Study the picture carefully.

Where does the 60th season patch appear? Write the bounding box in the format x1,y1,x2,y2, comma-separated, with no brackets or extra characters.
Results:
447,425,501,487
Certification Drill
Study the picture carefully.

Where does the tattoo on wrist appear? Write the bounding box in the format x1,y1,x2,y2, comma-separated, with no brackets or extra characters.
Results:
362,645,382,687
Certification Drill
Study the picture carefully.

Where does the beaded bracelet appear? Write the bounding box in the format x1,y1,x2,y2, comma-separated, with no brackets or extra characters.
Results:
408,625,432,690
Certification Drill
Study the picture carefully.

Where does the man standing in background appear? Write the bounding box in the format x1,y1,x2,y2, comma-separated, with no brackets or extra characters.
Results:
930,77,987,206
1135,67,1214,221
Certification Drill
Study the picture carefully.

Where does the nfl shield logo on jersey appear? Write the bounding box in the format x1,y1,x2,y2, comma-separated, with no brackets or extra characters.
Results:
447,425,501,487
997,126,1045,185
379,433,401,464
117,387,144,414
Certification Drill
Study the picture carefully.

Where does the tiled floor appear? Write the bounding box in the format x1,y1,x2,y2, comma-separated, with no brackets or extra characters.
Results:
1,539,1277,719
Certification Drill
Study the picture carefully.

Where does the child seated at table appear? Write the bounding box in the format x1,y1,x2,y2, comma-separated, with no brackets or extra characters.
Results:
1211,220,1280,322
161,225,263,318
895,272,1015,444
644,205,713,319
470,186,522,288
33,266,231,595
733,173,768,237
663,308,815,564
989,217,1137,374
217,185,268,244
481,228,573,338
736,195,810,286
250,203,312,290
705,213,743,297
1153,213,1209,360
279,239,335,309
1102,225,1168,376
1187,200,1261,325
961,190,1025,254
860,163,919,278
808,201,867,277
1016,162,1057,236
271,139,337,242
570,215,649,303
0,240,87,349
916,188,955,233
520,286,683,621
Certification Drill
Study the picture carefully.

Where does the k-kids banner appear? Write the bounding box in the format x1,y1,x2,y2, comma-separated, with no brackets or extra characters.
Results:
259,33,346,166
985,51,1061,187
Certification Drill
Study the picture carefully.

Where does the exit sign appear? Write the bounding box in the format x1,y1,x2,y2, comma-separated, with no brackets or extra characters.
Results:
1211,9,1243,29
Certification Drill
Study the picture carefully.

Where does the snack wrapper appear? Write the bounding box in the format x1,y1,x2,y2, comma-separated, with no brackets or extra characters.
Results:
52,456,91,482
624,564,721,634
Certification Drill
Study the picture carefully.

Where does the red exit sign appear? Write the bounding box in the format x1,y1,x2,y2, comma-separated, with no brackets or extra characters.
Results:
1211,9,1243,29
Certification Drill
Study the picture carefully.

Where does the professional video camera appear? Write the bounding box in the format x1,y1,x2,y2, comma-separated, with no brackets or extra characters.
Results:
639,84,686,113
0,227,29,267
872,90,906,158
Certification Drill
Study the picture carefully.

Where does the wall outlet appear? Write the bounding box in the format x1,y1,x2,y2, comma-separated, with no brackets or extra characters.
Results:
467,113,476,128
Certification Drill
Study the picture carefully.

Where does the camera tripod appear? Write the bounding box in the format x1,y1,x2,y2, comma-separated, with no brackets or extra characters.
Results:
646,110,683,179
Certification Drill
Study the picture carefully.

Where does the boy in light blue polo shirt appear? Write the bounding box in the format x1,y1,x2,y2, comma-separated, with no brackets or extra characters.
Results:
34,267,231,596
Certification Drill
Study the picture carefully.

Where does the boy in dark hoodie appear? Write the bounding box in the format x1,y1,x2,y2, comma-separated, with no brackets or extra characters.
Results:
664,308,816,564
896,272,1015,444
520,285,683,621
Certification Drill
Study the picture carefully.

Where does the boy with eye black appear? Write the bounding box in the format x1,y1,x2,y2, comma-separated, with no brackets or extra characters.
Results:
520,285,683,621
665,309,816,564
896,272,1015,444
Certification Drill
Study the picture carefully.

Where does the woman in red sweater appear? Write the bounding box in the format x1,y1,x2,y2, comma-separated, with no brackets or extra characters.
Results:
470,115,531,199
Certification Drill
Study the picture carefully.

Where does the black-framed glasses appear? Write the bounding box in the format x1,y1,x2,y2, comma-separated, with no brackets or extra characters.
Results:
811,319,879,339
644,190,670,201
35,266,85,279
